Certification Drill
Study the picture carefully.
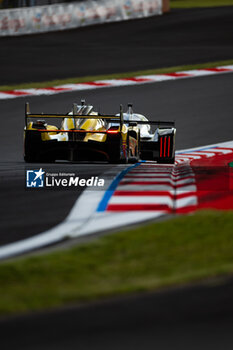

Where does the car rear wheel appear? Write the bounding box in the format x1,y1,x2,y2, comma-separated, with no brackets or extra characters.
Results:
109,136,129,164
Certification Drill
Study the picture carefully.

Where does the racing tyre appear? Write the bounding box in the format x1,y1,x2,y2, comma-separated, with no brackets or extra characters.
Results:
109,136,129,164
130,131,140,163
167,157,175,164
120,135,129,164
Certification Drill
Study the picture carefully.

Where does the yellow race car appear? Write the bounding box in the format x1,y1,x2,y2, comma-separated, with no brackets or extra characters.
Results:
24,100,140,163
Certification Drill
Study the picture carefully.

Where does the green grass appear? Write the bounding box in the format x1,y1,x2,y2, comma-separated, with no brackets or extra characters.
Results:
1,59,233,92
0,210,233,317
171,0,233,8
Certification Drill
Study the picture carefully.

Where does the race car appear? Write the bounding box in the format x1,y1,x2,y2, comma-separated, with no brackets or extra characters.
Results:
24,101,176,164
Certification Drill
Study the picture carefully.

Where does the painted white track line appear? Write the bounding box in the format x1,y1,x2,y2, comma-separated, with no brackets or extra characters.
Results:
0,140,233,260
0,66,233,100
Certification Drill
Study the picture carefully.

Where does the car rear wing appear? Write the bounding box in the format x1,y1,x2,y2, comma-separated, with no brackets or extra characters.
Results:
125,120,175,127
25,102,125,132
25,102,175,131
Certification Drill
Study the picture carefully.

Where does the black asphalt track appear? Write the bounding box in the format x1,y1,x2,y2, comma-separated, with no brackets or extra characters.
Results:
0,72,233,246
1,277,233,350
0,6,233,85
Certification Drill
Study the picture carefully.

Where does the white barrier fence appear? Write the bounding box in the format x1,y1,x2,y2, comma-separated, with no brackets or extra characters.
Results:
0,0,162,36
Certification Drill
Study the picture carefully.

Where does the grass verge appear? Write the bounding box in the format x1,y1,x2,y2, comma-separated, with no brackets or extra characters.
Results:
1,59,233,92
0,210,233,317
171,0,233,8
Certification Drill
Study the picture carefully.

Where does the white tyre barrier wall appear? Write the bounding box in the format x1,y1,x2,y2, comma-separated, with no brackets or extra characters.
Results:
0,0,162,36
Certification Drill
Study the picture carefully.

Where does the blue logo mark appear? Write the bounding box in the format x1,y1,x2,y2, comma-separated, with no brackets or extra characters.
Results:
26,168,45,188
